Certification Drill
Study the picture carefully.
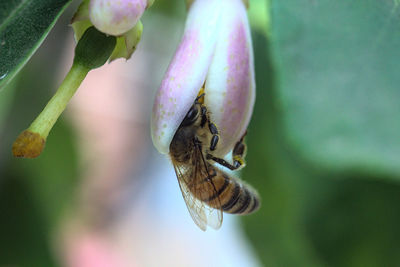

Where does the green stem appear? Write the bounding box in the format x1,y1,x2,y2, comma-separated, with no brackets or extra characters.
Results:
29,63,89,138
13,27,116,158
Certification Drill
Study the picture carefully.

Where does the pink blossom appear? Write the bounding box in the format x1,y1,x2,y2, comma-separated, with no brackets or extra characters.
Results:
151,0,255,157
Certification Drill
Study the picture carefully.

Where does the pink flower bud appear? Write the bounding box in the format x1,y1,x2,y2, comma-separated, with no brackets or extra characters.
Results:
151,0,255,156
89,0,147,36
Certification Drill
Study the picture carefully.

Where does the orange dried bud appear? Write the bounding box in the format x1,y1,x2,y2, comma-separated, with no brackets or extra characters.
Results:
12,130,45,158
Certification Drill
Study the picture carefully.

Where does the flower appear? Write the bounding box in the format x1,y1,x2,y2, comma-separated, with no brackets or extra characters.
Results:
151,0,255,157
89,0,149,36
71,0,151,61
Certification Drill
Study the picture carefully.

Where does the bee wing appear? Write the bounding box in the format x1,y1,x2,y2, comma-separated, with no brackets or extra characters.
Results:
173,159,223,231
174,164,207,231
192,146,223,230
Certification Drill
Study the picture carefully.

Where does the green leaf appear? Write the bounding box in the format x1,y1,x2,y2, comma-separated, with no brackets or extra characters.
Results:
305,177,400,267
0,0,71,89
270,1,400,177
0,175,57,266
243,30,323,267
0,79,15,128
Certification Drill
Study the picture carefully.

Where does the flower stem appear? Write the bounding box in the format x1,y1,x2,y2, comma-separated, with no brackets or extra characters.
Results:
12,26,116,158
12,63,89,158
30,63,89,138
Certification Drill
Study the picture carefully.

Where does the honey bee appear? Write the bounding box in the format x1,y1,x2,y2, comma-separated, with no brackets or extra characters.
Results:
169,93,260,231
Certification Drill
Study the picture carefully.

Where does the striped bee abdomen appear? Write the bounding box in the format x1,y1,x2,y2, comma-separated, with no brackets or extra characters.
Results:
190,164,260,215
220,178,260,215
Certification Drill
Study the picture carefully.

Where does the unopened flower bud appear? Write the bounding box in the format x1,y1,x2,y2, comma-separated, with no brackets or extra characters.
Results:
89,0,147,36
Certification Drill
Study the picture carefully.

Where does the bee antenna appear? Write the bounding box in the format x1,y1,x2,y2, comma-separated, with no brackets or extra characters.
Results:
195,93,205,103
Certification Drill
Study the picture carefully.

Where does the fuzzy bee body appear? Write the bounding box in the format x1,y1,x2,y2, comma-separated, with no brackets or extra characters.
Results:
169,94,259,230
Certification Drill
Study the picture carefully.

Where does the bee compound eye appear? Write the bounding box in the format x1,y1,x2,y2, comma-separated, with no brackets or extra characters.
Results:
181,105,198,126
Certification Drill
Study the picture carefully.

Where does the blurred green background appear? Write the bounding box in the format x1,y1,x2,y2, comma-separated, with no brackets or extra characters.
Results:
1,0,400,266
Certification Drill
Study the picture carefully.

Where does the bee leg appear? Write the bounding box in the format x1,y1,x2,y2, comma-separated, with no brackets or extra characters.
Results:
232,132,247,170
208,122,219,151
207,131,247,170
198,103,220,151
206,154,238,170
200,106,207,127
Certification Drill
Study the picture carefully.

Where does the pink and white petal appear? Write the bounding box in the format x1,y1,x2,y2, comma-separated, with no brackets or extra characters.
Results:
205,0,255,157
151,0,223,154
89,0,147,36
